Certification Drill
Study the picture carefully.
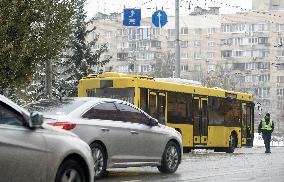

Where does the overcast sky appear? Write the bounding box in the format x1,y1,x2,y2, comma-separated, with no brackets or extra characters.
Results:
85,0,252,19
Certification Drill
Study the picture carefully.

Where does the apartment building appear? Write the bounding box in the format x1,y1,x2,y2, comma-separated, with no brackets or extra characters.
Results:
86,7,284,132
220,11,284,132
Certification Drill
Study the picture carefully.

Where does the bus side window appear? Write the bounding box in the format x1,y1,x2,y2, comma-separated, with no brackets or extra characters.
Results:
167,92,187,124
208,97,224,125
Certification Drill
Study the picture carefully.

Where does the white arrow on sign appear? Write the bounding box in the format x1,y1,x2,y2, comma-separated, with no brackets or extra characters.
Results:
130,10,135,18
157,12,162,28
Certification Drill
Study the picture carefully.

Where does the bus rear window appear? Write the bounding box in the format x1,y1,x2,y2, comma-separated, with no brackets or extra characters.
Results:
86,88,134,104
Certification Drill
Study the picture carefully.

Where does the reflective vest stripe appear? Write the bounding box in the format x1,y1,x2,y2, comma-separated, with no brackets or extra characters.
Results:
261,119,273,131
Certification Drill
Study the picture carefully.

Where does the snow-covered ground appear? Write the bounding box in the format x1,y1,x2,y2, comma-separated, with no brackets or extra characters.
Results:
254,133,284,147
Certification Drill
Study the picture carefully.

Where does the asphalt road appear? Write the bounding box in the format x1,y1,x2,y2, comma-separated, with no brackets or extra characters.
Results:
97,147,284,182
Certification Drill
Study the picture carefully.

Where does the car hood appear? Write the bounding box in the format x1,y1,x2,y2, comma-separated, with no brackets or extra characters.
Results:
41,123,78,138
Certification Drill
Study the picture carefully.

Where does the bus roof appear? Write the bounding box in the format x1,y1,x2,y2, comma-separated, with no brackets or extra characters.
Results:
80,72,254,101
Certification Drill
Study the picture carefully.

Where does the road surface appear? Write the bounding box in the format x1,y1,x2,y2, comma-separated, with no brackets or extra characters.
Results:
97,147,284,182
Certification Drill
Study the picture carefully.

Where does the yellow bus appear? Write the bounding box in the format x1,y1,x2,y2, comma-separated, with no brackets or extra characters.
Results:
78,72,254,153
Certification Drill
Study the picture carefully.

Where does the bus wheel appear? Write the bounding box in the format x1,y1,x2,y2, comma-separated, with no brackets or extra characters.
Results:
226,133,237,153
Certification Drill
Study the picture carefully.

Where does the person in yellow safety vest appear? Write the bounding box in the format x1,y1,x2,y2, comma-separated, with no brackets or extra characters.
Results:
258,113,274,153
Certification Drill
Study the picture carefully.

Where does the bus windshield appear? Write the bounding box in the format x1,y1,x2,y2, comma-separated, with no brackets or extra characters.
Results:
86,88,135,104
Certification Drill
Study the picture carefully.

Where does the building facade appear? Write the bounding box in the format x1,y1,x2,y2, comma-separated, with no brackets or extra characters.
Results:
86,8,284,133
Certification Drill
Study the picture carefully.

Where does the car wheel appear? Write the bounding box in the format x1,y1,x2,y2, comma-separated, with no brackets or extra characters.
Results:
226,133,237,153
55,159,86,182
90,143,107,179
157,141,180,173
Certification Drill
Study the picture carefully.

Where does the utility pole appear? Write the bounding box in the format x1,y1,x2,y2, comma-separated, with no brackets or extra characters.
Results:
175,0,180,78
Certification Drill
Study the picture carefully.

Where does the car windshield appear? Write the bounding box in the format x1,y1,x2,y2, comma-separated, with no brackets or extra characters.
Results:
25,97,89,115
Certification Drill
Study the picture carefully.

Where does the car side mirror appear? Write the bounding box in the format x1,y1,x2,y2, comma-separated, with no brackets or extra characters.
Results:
29,112,43,129
148,118,158,127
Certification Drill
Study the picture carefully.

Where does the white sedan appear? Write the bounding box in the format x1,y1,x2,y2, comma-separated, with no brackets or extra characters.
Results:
26,97,183,179
0,95,94,182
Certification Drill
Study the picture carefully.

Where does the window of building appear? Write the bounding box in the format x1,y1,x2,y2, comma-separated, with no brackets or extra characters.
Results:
152,28,161,37
259,62,270,69
249,24,256,32
222,63,233,70
232,50,244,57
128,28,137,40
181,52,188,59
117,53,129,60
207,52,214,59
278,37,284,45
256,87,270,98
194,51,202,59
194,40,201,47
248,37,258,44
221,39,233,46
277,89,284,96
129,43,137,51
194,28,202,35
151,41,161,48
234,38,243,45
257,23,269,31
140,64,152,73
117,28,127,36
207,64,215,72
181,27,189,34
277,101,284,109
115,65,128,72
258,37,269,44
259,74,270,82
180,41,188,48
168,29,176,36
207,28,215,34
181,65,189,71
277,50,284,57
194,65,201,71
277,76,284,83
207,40,214,47
259,50,270,57
279,24,284,32
221,50,232,57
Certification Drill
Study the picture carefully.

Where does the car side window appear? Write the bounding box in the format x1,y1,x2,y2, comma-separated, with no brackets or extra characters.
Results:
115,103,149,124
0,102,25,126
82,102,120,121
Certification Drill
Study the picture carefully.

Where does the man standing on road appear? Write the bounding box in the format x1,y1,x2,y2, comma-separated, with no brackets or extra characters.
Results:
258,113,274,153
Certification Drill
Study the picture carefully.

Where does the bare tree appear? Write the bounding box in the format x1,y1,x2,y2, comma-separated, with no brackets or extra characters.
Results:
201,63,244,91
151,52,175,78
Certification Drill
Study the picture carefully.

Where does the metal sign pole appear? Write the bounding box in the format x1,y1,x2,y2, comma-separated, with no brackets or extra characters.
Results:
175,0,180,78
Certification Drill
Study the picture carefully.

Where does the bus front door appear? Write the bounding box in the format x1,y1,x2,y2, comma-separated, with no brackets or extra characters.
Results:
148,91,166,124
193,97,208,146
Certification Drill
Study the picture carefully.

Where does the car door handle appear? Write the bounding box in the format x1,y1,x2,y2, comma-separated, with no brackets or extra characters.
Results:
101,128,110,132
130,130,139,135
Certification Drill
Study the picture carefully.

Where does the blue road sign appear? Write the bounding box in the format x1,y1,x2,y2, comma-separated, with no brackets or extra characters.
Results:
152,10,168,28
123,9,141,26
